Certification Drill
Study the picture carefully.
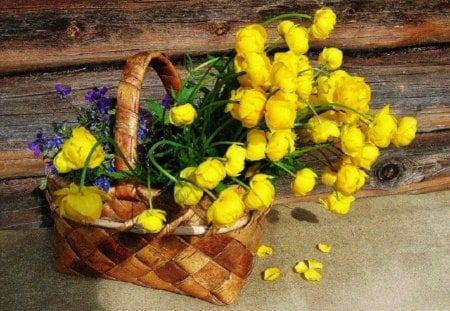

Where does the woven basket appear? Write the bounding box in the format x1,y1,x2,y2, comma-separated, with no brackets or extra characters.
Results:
46,51,266,305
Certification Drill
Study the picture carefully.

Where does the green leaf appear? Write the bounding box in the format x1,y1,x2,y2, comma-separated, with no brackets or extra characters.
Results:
146,99,165,121
38,179,48,190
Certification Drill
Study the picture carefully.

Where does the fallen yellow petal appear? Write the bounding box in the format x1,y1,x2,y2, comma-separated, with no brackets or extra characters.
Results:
303,268,322,281
256,244,273,257
306,259,323,270
263,267,281,281
317,243,332,253
294,261,308,274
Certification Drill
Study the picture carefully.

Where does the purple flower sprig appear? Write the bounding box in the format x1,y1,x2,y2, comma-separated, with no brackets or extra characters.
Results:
55,84,72,99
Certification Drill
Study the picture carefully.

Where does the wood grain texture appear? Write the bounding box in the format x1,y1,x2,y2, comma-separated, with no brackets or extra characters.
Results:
0,0,448,73
0,0,449,229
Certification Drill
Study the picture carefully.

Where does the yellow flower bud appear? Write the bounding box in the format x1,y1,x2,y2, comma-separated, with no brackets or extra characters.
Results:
334,75,371,114
54,183,110,223
207,186,245,227
265,130,296,162
53,127,105,174
244,174,275,211
284,25,309,55
291,168,318,196
391,116,417,147
277,20,295,36
318,47,343,70
340,125,365,157
336,165,367,195
224,144,247,177
307,117,340,143
235,24,267,56
321,166,337,186
169,103,197,126
136,209,167,233
309,7,336,40
270,62,298,93
239,52,271,88
265,91,298,131
237,88,267,128
174,167,203,206
246,129,267,161
319,191,355,215
367,105,398,148
351,143,380,170
194,159,226,190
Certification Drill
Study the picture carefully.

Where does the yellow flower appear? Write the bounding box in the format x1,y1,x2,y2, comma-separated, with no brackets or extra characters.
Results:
256,244,273,257
309,7,336,40
318,47,343,70
317,243,332,253
277,20,295,36
316,69,349,103
169,103,197,126
336,164,366,195
237,88,267,128
136,209,167,233
54,182,110,223
246,129,267,161
391,116,417,147
237,52,271,88
270,62,298,93
291,168,318,196
334,75,371,114
174,167,203,206
321,166,337,186
367,105,398,148
265,130,296,162
194,159,226,190
319,191,356,215
351,143,380,170
284,25,309,55
265,91,298,131
53,127,105,174
340,125,365,157
225,144,247,177
307,116,340,143
235,24,267,56
207,186,245,227
303,269,323,281
263,267,281,281
244,174,275,211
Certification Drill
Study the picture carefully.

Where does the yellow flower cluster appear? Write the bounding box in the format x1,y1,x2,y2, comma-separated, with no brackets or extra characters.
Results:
174,154,275,227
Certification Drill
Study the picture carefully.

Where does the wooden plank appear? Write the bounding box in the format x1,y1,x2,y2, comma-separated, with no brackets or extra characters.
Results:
0,0,449,73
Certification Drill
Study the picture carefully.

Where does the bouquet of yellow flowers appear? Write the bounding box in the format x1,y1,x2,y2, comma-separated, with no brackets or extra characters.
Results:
30,7,417,304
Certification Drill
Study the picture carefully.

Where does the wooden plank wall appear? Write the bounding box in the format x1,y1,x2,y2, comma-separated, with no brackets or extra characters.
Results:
1,0,449,229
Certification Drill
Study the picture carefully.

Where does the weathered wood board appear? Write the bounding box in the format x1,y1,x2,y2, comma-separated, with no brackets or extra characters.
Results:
1,0,449,229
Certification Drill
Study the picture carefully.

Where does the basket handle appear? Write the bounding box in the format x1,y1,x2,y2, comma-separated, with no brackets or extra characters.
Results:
114,51,181,173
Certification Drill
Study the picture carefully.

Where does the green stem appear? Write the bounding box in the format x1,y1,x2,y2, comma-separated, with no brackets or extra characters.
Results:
148,140,188,184
272,161,296,177
203,117,236,152
290,143,332,158
147,170,153,209
79,137,139,190
260,12,312,26
314,103,373,123
229,176,251,190
208,141,245,148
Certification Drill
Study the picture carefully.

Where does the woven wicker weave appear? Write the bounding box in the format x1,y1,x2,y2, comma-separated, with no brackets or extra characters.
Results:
46,51,266,305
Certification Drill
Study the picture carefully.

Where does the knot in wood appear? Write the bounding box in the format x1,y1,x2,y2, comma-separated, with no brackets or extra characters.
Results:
66,24,80,38
377,163,401,181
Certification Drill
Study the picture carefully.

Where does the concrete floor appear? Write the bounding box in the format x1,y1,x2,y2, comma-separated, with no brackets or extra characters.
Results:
1,191,449,311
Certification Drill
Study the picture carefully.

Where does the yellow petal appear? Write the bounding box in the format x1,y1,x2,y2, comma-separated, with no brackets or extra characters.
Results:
303,268,322,281
256,244,273,257
317,243,332,253
293,261,308,274
306,259,324,270
263,267,281,281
